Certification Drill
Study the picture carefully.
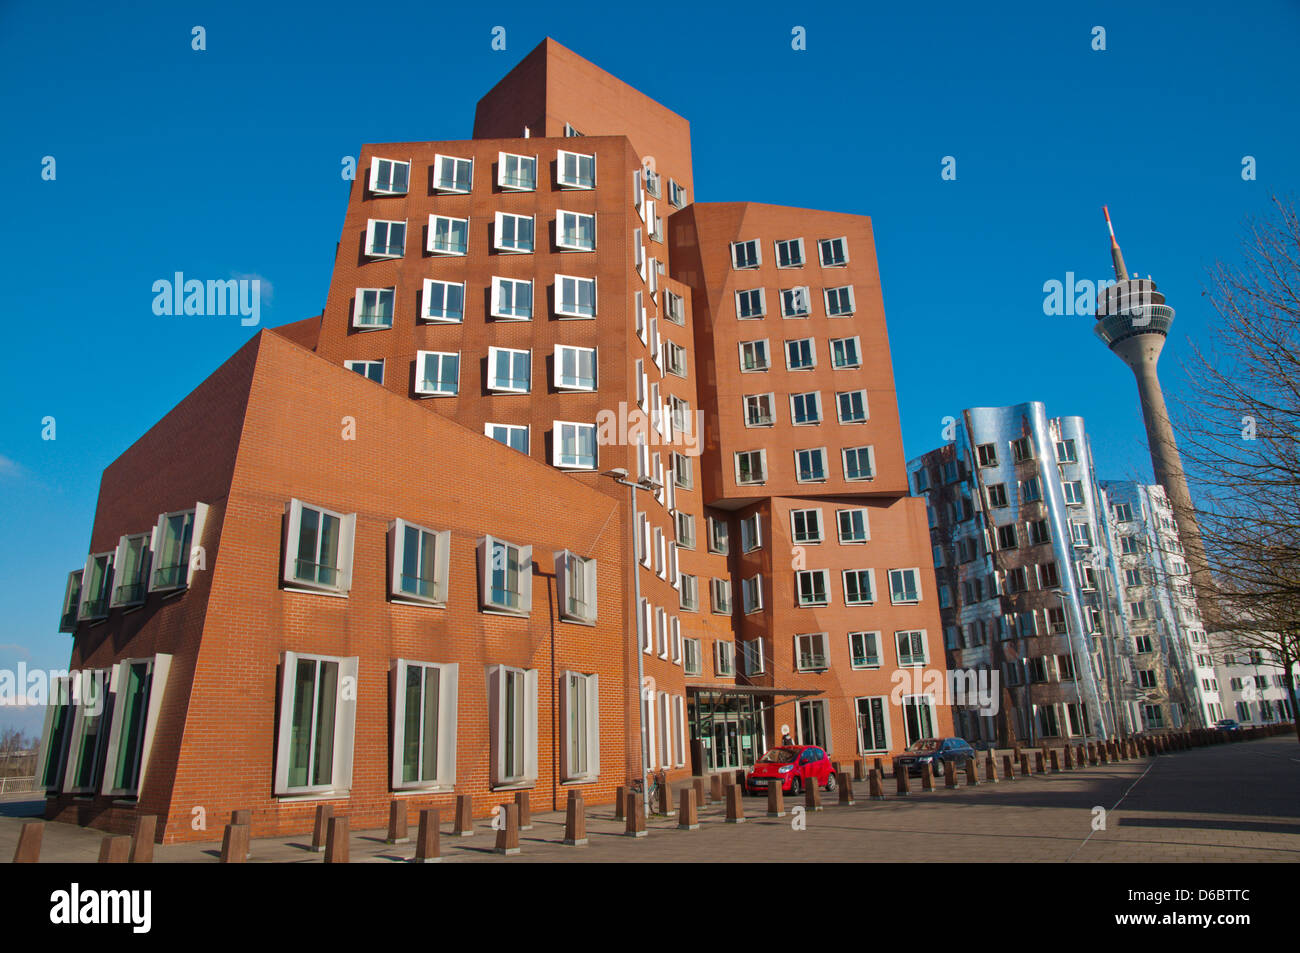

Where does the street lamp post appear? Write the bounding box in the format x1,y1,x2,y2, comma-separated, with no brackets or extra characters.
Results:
602,465,659,818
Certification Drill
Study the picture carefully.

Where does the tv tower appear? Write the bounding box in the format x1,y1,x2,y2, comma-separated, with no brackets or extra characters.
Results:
1093,207,1215,622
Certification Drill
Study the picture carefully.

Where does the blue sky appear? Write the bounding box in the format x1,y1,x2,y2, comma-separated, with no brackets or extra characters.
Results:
1,0,1296,734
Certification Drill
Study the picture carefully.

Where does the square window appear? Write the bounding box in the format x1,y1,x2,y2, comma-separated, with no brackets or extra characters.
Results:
796,447,828,482
554,345,597,391
479,536,533,615
736,288,766,319
556,210,596,251
775,238,805,268
836,390,868,423
740,339,770,372
785,338,816,370
731,239,761,269
415,350,460,396
494,212,535,253
427,215,469,256
889,568,921,604
818,237,849,266
796,633,829,672
274,652,359,795
791,508,823,544
557,150,596,189
284,499,356,594
432,154,473,193
780,286,811,318
422,279,465,323
149,506,207,593
369,157,409,195
1056,439,1077,463
344,359,384,383
497,152,537,191
490,277,533,320
1011,436,1033,462
896,630,927,665
553,421,598,469
976,443,998,467
485,422,529,455
987,483,1009,508
352,287,394,330
837,508,870,543
843,568,876,605
555,275,597,318
736,450,767,485
849,632,881,669
843,445,875,481
389,519,450,605
790,391,822,425
487,346,531,394
392,659,459,789
796,569,830,606
744,393,775,427
824,285,855,316
365,219,406,258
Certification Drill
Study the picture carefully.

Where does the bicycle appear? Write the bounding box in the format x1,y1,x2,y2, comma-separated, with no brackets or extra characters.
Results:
629,769,667,811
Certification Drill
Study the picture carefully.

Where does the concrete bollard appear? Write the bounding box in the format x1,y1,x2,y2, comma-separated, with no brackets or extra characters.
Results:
615,784,627,820
324,816,349,863
13,821,43,863
921,762,936,791
626,793,647,835
679,788,700,830
724,785,745,824
710,774,723,803
896,765,912,795
515,790,533,831
964,757,979,786
454,794,474,837
838,772,856,805
945,759,958,789
311,803,332,852
563,792,587,846
767,782,786,817
219,824,248,863
129,815,156,864
414,809,441,862
985,751,999,782
806,777,823,811
1003,754,1016,779
1020,753,1031,775
494,803,520,855
870,768,886,799
658,778,676,817
1049,749,1061,773
387,800,410,845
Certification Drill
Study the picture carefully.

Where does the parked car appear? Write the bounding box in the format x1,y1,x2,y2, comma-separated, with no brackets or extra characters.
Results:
893,737,977,777
744,746,837,796
1214,718,1243,732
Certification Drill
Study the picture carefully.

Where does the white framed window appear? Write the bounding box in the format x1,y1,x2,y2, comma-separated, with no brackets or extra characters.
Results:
796,632,830,672
556,210,596,251
976,443,998,467
478,535,533,616
345,359,384,383
824,285,856,316
487,346,531,394
148,505,208,593
785,337,816,370
902,695,937,746
889,568,922,604
432,153,473,193
497,152,537,191
639,597,652,653
896,630,928,666
739,639,766,676
707,516,729,555
818,236,849,266
679,571,699,610
790,507,823,544
668,178,688,208
684,638,702,676
490,276,533,320
780,286,811,318
790,391,822,425
711,577,732,614
837,390,869,423
391,660,458,790
644,168,662,198
352,287,394,330
427,215,469,256
635,291,647,343
843,445,876,481
58,668,111,794
742,575,764,614
554,344,597,391
671,617,683,665
557,150,596,189
676,512,696,550
673,452,693,489
388,519,450,605
488,664,539,787
775,237,805,268
795,447,828,482
95,655,172,798
1063,481,1085,505
843,568,877,605
109,533,150,609
655,606,668,657
830,336,861,368
796,569,830,607
58,571,83,632
739,339,770,372
731,239,761,269
855,695,891,752
1056,438,1078,463
369,156,409,195
283,499,357,595
735,449,767,485
421,278,465,323
849,632,881,669
715,641,736,676
485,423,529,455
654,527,666,576
494,211,535,253
365,219,406,258
274,651,358,796
741,513,762,552
735,288,766,319
555,274,597,318
744,393,775,427
665,341,687,377
553,421,598,469
561,671,600,781
564,122,584,137
415,350,460,396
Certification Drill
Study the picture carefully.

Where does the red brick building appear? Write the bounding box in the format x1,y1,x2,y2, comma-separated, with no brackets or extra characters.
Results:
39,38,950,843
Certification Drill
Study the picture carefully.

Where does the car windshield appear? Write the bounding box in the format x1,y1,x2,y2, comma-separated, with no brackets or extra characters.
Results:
907,740,941,752
759,748,799,764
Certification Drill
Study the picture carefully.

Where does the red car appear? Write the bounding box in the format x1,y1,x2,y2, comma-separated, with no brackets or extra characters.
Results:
744,745,837,796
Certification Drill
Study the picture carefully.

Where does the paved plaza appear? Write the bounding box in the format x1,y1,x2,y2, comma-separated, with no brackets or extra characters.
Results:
4,736,1297,863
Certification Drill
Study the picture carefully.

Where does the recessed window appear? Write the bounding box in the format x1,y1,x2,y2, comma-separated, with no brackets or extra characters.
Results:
997,524,1018,549
1011,436,1034,463
415,350,460,396
684,638,702,675
391,660,458,790
742,575,764,613
561,671,599,780
673,452,693,488
1022,478,1044,503
78,552,114,621
556,210,596,251
740,339,770,372
369,157,409,195
741,513,762,552
494,212,535,253
1064,481,1084,505
843,568,876,605
344,359,384,383
555,274,597,318
487,346,531,394
352,287,394,330
427,215,469,256
791,508,823,544
818,237,849,266
557,550,598,624
668,178,688,207
715,641,736,676
479,535,533,616
796,633,829,672
485,423,529,455
101,655,173,797
849,632,881,670
1113,502,1134,522
837,390,869,423
731,239,761,269
389,518,450,605
785,338,816,370
987,484,1009,508
711,577,732,614
790,391,822,425
110,533,150,609
735,449,767,485
643,168,662,198
830,336,861,368
679,571,699,610
553,421,597,469
498,152,537,191
889,568,922,605
58,571,82,632
796,569,830,607
708,517,729,555
422,278,465,323
283,498,356,595
488,665,538,786
274,651,358,796
824,285,855,316
780,286,811,318
736,288,765,319
843,445,876,481
432,154,473,193
1056,439,1078,463
744,393,775,427
775,238,805,268
555,345,597,391
665,341,687,378
490,277,533,320
1029,519,1051,545
557,150,596,189
796,448,828,483
896,630,927,666
665,291,685,325
149,506,206,593
977,443,998,467
366,219,406,258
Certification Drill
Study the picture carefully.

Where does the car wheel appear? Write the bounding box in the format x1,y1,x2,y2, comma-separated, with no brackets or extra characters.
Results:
824,772,837,792
790,777,803,796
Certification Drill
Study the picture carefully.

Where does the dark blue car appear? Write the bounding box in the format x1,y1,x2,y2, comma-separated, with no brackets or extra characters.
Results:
893,737,978,777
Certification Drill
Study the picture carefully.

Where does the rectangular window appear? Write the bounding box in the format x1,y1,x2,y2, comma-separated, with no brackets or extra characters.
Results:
489,665,539,786
896,630,927,665
775,237,805,268
478,535,533,615
344,359,384,383
735,450,767,485
708,517,729,555
391,660,458,790
665,291,685,324
485,423,529,455
415,350,460,396
850,632,881,669
744,393,775,427
796,633,829,672
551,274,597,319
824,285,856,316
497,152,537,191
668,178,687,207
109,534,150,609
644,169,662,198
796,569,830,607
739,339,770,372
97,655,173,798
856,695,890,752
553,421,598,469
420,278,464,323
785,338,816,370
976,443,998,467
352,287,394,329
679,572,699,610
889,568,921,604
684,638,702,675
676,512,697,549
739,639,766,676
59,571,83,632
427,215,469,256
673,452,693,489
780,286,811,318
736,288,766,319
494,212,535,253
742,575,764,614
149,506,207,593
797,699,830,750
365,219,406,258
62,669,111,794
708,577,732,615
843,568,876,605
731,239,761,269
433,154,473,193
796,447,828,482
715,641,735,677
556,210,596,250
274,651,358,795
665,341,688,377
1028,519,1051,545
790,391,822,426
837,508,870,543
369,157,409,195
791,508,823,544
487,346,530,394
1011,436,1033,462
740,513,762,552
1113,503,1134,522
557,150,595,189
818,237,849,266
1056,439,1077,463
843,445,876,481
490,276,533,320
561,671,599,781
830,336,861,368
556,550,598,624
998,524,1018,549
388,519,450,605
284,499,356,595
987,484,1009,508
836,390,868,423
554,345,597,391
1063,481,1084,505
